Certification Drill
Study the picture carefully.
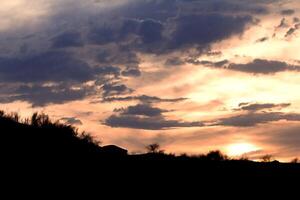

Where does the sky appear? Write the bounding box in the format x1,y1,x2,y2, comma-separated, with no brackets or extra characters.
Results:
2,0,300,161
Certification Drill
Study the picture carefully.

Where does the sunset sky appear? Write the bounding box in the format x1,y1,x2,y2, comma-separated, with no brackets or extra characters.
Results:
2,0,300,161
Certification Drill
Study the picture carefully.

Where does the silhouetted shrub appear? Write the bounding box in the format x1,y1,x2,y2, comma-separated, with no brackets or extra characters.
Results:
206,150,228,161
146,143,165,154
261,154,273,162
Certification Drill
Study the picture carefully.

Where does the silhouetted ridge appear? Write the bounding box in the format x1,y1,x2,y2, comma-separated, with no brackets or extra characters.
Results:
1,110,300,179
0,111,103,161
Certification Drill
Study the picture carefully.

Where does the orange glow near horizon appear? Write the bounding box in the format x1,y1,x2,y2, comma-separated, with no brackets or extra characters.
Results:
226,143,260,157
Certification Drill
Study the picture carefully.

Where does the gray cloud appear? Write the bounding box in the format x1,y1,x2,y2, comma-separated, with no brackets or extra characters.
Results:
281,9,295,16
256,36,269,43
105,115,203,130
189,58,300,74
51,31,84,48
235,102,291,112
277,18,289,29
102,83,133,98
105,103,203,130
0,51,94,83
121,67,141,77
227,59,300,74
0,83,96,107
212,112,300,127
102,95,188,103
60,117,83,125
0,0,272,106
167,14,253,51
115,104,169,117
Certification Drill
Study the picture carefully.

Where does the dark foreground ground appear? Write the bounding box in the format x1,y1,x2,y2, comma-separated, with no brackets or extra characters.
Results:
1,111,300,189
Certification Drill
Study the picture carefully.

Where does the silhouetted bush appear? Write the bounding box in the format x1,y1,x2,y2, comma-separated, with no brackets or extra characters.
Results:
146,143,165,154
261,154,273,162
291,158,299,164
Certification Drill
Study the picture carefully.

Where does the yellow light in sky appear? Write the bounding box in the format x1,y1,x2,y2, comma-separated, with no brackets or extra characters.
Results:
226,143,260,157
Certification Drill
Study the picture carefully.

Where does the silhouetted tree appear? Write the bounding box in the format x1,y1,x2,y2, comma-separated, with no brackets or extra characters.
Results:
146,143,164,154
261,154,273,162
291,158,299,164
206,150,227,161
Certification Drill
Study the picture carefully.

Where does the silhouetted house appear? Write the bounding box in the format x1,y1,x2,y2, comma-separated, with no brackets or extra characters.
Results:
101,145,128,156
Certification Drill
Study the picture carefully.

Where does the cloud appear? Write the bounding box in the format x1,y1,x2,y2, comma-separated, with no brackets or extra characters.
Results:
0,82,96,107
212,112,300,127
115,104,169,117
102,95,188,103
187,59,229,67
227,59,300,74
0,51,95,83
165,57,185,67
60,117,83,125
105,103,203,130
189,58,300,74
121,67,141,77
285,23,300,37
102,83,133,98
51,31,84,48
168,14,253,50
255,37,269,43
105,115,203,130
235,102,291,112
0,0,273,107
276,18,289,29
281,9,295,16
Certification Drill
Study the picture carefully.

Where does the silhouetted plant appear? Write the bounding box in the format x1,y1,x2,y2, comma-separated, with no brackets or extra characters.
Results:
206,150,227,161
80,132,102,145
31,112,52,127
291,158,299,164
0,110,4,117
146,143,164,154
261,154,273,162
8,112,20,123
239,155,249,161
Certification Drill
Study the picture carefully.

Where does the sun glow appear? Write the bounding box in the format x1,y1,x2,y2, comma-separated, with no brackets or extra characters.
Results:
226,143,260,157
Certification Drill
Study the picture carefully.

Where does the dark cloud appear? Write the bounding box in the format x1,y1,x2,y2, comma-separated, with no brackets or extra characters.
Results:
165,57,185,66
121,67,141,77
104,104,203,130
189,58,300,74
212,112,300,127
168,14,253,50
0,0,272,106
102,83,133,98
105,114,203,130
281,9,295,16
256,36,269,43
0,51,94,83
60,117,83,125
115,104,168,117
276,18,289,29
95,66,121,76
105,103,203,130
235,102,291,112
96,47,140,68
0,83,95,107
227,59,300,74
294,17,300,23
102,95,188,103
187,59,229,67
51,32,84,48
285,27,297,37
285,23,300,37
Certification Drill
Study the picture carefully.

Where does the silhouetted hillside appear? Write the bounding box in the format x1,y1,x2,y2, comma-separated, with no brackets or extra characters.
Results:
1,111,300,180
0,111,105,161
